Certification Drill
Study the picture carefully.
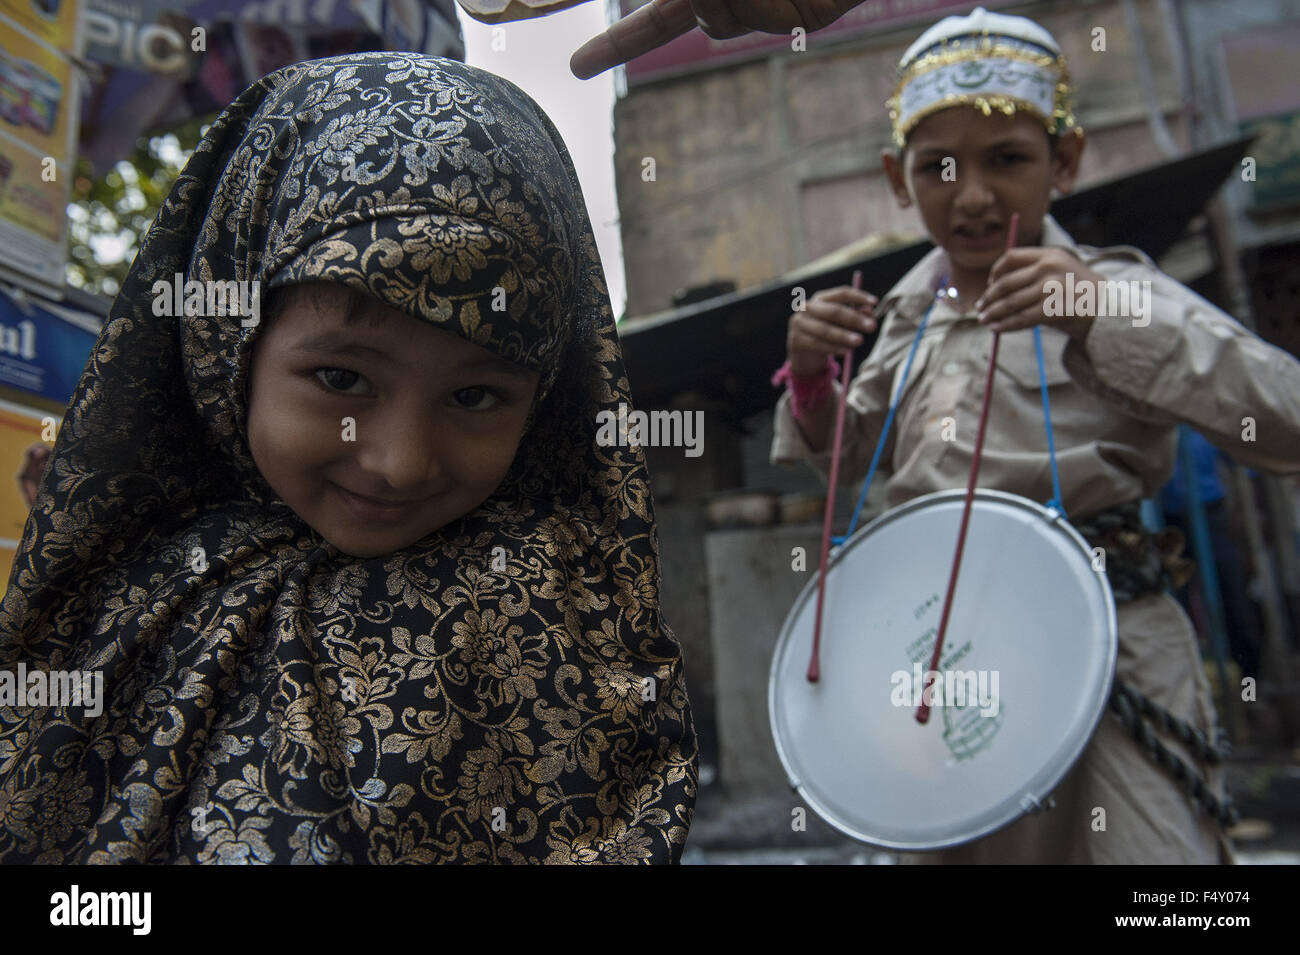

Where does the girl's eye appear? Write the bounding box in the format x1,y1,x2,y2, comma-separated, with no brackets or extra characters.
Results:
314,367,369,395
451,387,501,411
996,153,1028,165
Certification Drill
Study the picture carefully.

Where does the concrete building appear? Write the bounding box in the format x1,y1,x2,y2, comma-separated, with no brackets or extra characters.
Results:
613,0,1300,343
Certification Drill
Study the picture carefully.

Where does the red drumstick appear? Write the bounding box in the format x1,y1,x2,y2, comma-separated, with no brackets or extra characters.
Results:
806,270,863,683
916,213,1019,723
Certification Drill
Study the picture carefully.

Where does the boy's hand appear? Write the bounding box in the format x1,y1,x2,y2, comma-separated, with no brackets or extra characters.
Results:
786,285,878,376
975,247,1104,343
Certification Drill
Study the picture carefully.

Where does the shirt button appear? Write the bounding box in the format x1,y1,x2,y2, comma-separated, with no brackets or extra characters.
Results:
943,361,961,376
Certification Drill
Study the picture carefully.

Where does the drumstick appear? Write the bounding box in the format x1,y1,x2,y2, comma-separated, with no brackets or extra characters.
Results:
806,270,863,683
916,213,1018,723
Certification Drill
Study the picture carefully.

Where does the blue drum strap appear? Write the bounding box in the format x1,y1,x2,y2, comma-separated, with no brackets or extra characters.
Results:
834,280,944,546
834,278,1068,543
1033,325,1066,517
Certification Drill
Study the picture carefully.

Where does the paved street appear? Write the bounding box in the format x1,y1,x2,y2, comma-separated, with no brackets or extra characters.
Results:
683,758,1300,864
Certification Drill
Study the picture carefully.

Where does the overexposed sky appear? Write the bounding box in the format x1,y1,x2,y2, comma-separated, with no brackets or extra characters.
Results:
457,4,626,316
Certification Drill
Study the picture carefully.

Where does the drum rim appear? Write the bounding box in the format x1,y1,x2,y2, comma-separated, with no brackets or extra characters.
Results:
767,488,1119,851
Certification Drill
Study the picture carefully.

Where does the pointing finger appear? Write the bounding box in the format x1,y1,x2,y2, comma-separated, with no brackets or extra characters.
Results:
570,0,697,78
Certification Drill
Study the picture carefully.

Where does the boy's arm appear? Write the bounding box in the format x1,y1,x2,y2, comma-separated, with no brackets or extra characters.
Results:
1061,261,1300,475
771,305,918,486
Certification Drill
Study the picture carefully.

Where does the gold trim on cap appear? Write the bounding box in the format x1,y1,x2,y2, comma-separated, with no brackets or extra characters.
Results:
887,35,1079,148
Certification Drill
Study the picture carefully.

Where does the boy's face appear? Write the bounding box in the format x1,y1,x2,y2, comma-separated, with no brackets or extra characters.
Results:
881,108,1084,277
247,283,540,558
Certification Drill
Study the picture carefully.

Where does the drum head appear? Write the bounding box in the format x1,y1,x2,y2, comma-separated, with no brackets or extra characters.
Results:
769,489,1117,851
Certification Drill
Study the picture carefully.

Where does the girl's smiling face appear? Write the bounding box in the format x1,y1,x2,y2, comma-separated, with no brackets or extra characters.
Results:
246,283,540,558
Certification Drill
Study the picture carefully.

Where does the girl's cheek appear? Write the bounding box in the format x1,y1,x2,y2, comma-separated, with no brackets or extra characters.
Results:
473,427,527,486
251,389,333,466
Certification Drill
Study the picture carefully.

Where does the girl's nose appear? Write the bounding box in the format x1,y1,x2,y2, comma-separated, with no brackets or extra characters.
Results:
358,413,444,490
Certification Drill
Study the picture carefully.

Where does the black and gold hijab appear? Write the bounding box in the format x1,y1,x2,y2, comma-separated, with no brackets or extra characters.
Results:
0,53,697,863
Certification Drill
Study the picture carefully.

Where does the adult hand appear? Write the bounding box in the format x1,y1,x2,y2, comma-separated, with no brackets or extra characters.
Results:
569,0,862,78
787,285,877,377
16,442,51,508
975,247,1103,343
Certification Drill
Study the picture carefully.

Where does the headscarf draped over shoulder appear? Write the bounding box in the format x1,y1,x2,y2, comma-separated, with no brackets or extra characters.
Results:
0,53,697,864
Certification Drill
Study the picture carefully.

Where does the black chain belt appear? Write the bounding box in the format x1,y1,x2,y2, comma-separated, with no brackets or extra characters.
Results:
1073,501,1239,830
1073,500,1195,603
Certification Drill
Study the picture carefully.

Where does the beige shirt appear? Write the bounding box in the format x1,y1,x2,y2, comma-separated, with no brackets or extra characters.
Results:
772,215,1300,513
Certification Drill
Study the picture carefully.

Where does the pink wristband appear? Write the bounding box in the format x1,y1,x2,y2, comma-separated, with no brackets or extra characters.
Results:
772,355,841,422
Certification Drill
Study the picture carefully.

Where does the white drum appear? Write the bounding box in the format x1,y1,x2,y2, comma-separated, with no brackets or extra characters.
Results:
769,489,1118,851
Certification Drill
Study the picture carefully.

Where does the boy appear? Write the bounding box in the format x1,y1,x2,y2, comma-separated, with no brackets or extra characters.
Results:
771,6,1300,863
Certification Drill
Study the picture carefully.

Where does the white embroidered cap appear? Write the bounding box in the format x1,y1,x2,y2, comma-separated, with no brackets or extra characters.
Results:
887,5,1079,149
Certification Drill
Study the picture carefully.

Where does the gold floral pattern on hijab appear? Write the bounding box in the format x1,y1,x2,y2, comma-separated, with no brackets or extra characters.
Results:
0,53,696,864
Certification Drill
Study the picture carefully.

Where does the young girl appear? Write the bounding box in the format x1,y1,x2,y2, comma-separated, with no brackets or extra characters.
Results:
773,7,1300,863
0,53,697,864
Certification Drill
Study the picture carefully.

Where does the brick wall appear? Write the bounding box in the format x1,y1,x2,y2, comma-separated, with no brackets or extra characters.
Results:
614,0,1188,318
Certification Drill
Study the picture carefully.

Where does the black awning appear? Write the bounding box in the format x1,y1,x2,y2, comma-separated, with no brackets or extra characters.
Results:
619,136,1252,421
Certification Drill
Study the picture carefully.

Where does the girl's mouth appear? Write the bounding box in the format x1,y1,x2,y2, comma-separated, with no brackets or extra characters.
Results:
331,482,426,522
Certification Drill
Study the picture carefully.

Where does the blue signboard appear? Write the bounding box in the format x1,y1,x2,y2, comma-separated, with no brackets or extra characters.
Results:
0,285,100,405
